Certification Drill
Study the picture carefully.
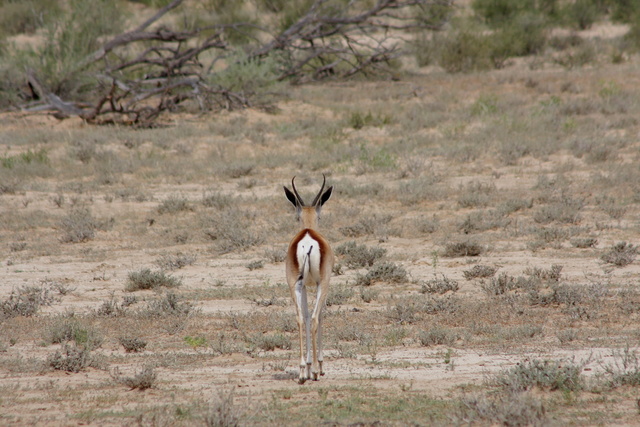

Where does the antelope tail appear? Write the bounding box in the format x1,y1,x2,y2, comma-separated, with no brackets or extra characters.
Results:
297,245,314,282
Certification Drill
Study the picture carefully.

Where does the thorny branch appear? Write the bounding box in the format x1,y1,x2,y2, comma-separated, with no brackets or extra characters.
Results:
21,0,452,126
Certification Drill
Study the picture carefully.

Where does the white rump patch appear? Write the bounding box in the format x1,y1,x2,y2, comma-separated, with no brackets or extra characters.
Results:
297,233,321,285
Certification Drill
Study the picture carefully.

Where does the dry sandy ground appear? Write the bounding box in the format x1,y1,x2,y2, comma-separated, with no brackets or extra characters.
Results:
2,55,640,424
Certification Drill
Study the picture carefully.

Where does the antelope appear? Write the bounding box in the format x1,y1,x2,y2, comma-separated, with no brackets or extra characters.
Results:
284,175,334,384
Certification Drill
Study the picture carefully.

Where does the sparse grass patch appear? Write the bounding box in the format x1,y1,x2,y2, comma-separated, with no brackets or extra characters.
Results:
125,268,182,292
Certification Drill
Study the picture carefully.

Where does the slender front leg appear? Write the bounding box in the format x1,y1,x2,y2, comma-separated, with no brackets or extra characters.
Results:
295,280,310,384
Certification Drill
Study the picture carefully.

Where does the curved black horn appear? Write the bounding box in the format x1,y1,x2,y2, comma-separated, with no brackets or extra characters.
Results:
291,176,305,206
311,174,326,206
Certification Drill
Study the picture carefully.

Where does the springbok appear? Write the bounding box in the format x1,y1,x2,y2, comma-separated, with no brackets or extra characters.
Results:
284,175,334,384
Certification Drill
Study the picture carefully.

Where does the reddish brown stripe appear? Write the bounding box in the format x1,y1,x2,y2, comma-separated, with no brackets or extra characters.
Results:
288,228,330,274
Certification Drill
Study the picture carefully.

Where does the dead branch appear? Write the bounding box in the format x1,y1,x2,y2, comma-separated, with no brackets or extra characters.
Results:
17,0,451,125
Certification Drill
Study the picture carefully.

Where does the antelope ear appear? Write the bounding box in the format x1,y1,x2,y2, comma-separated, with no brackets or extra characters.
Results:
319,186,333,207
284,186,298,208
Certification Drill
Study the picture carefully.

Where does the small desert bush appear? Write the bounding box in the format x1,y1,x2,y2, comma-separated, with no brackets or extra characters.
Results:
0,285,56,319
442,241,485,257
94,294,137,317
570,237,598,248
155,252,197,270
137,292,193,318
454,391,548,427
157,195,192,214
418,326,457,346
359,286,379,303
601,242,637,267
463,265,498,280
495,358,585,392
479,273,538,297
205,208,265,253
249,333,291,351
339,215,392,238
347,110,392,130
326,283,355,306
125,268,182,292
201,190,235,209
59,207,97,243
335,241,387,268
602,346,640,388
47,344,95,373
355,262,408,286
420,275,459,294
204,388,242,427
457,181,496,208
387,298,422,324
119,336,147,353
45,316,103,350
533,198,583,225
112,366,157,390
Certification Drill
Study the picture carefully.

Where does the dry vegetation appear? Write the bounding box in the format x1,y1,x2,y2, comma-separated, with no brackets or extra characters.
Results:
2,1,640,426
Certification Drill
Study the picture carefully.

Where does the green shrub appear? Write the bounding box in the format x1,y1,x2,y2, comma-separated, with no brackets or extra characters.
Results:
435,30,493,73
0,0,60,36
15,0,125,99
473,0,555,26
561,0,601,30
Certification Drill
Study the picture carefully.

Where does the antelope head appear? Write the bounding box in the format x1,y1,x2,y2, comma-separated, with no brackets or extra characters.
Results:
284,174,333,230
